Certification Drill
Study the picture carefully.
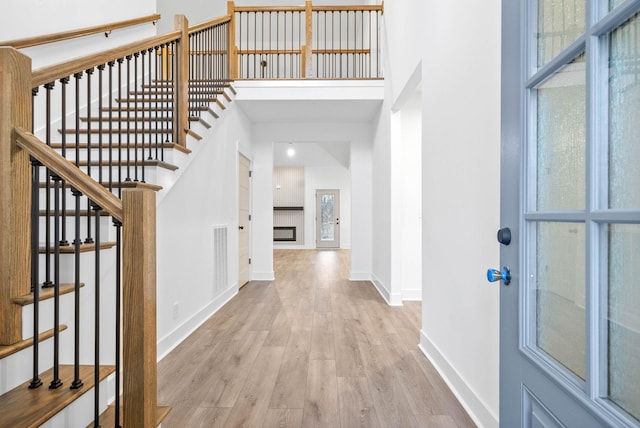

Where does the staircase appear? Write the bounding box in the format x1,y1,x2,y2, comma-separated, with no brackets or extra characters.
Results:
0,13,234,428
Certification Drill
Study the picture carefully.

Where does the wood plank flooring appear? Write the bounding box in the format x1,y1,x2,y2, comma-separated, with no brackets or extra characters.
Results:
158,249,475,427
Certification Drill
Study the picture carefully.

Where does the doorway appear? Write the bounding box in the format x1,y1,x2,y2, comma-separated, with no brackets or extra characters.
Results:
316,189,340,248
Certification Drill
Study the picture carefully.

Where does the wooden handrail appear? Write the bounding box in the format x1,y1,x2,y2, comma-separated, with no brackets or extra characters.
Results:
312,5,384,12
233,6,306,12
188,15,232,35
0,14,161,50
14,127,123,222
231,4,383,13
32,31,180,88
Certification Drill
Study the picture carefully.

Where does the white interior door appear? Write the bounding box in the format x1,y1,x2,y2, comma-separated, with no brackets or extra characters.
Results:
316,189,340,249
500,1,640,426
238,154,250,287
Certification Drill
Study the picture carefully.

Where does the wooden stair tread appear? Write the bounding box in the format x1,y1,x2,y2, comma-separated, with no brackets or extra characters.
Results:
80,116,173,122
101,106,173,112
0,326,68,360
0,365,115,428
58,128,172,134
89,404,171,427
48,141,191,154
110,181,163,191
39,210,111,217
76,159,178,171
39,179,164,191
13,283,85,306
38,242,116,254
129,89,224,95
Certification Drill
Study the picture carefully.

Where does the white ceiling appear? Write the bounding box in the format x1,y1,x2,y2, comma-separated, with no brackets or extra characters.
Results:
236,99,382,123
273,141,350,167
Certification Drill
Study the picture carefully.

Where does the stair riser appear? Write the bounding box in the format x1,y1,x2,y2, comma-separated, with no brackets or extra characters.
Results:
40,375,114,428
35,246,117,289
49,132,174,144
49,147,177,164
37,215,115,244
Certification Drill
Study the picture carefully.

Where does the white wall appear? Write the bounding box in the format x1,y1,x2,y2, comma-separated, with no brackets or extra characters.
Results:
392,92,422,301
155,103,253,358
417,2,501,427
370,97,393,302
0,0,157,69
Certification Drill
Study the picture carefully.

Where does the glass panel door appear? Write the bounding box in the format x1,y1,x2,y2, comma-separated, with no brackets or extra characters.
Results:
500,0,640,425
316,189,340,248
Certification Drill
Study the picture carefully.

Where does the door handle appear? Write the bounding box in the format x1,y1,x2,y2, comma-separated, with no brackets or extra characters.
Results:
336,218,339,225
486,267,511,285
239,225,244,230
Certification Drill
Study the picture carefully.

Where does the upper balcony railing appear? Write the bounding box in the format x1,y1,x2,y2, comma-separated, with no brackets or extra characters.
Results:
228,1,384,79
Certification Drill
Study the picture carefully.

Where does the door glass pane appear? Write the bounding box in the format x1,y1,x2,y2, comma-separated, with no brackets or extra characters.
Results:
609,12,640,209
609,0,626,11
536,54,586,210
608,224,640,420
537,0,586,66
320,194,335,241
536,222,586,379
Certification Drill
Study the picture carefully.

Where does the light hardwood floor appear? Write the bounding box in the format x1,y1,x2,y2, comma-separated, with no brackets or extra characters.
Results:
158,250,476,427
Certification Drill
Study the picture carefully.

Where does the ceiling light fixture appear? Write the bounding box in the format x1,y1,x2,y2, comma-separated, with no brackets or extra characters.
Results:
287,143,295,157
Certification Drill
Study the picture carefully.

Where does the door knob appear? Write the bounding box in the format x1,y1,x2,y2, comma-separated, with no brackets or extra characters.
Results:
486,267,511,285
239,225,244,230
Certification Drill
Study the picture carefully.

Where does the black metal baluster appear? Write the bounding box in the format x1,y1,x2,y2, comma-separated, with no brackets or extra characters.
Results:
141,50,147,183
49,172,63,389
98,65,105,187
92,201,102,427
169,42,175,145
147,47,154,162
108,61,115,194
133,52,140,182
154,47,160,161
125,55,132,181
85,67,94,176
70,185,84,390
29,157,43,390
60,77,70,246
43,82,55,289
113,218,122,428
117,58,124,198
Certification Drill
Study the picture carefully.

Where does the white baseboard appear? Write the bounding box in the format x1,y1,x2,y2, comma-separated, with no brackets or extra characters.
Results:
370,274,403,306
418,330,499,428
349,271,371,281
251,271,275,281
157,284,237,361
402,288,422,301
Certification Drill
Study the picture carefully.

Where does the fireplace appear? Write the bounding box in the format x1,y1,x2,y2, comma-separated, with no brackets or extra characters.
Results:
273,226,296,242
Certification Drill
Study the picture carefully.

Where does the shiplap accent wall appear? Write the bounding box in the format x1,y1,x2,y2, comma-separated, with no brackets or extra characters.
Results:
274,167,304,245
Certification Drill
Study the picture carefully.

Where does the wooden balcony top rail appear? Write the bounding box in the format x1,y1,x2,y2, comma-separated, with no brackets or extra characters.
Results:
312,4,384,12
233,6,306,13
188,15,232,35
238,48,371,55
14,127,124,222
31,31,181,88
232,4,383,13
0,14,161,50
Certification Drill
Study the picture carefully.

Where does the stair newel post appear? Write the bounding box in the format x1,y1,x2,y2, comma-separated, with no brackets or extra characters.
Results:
227,1,238,80
305,0,313,78
0,47,32,347
174,15,189,148
122,188,158,428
